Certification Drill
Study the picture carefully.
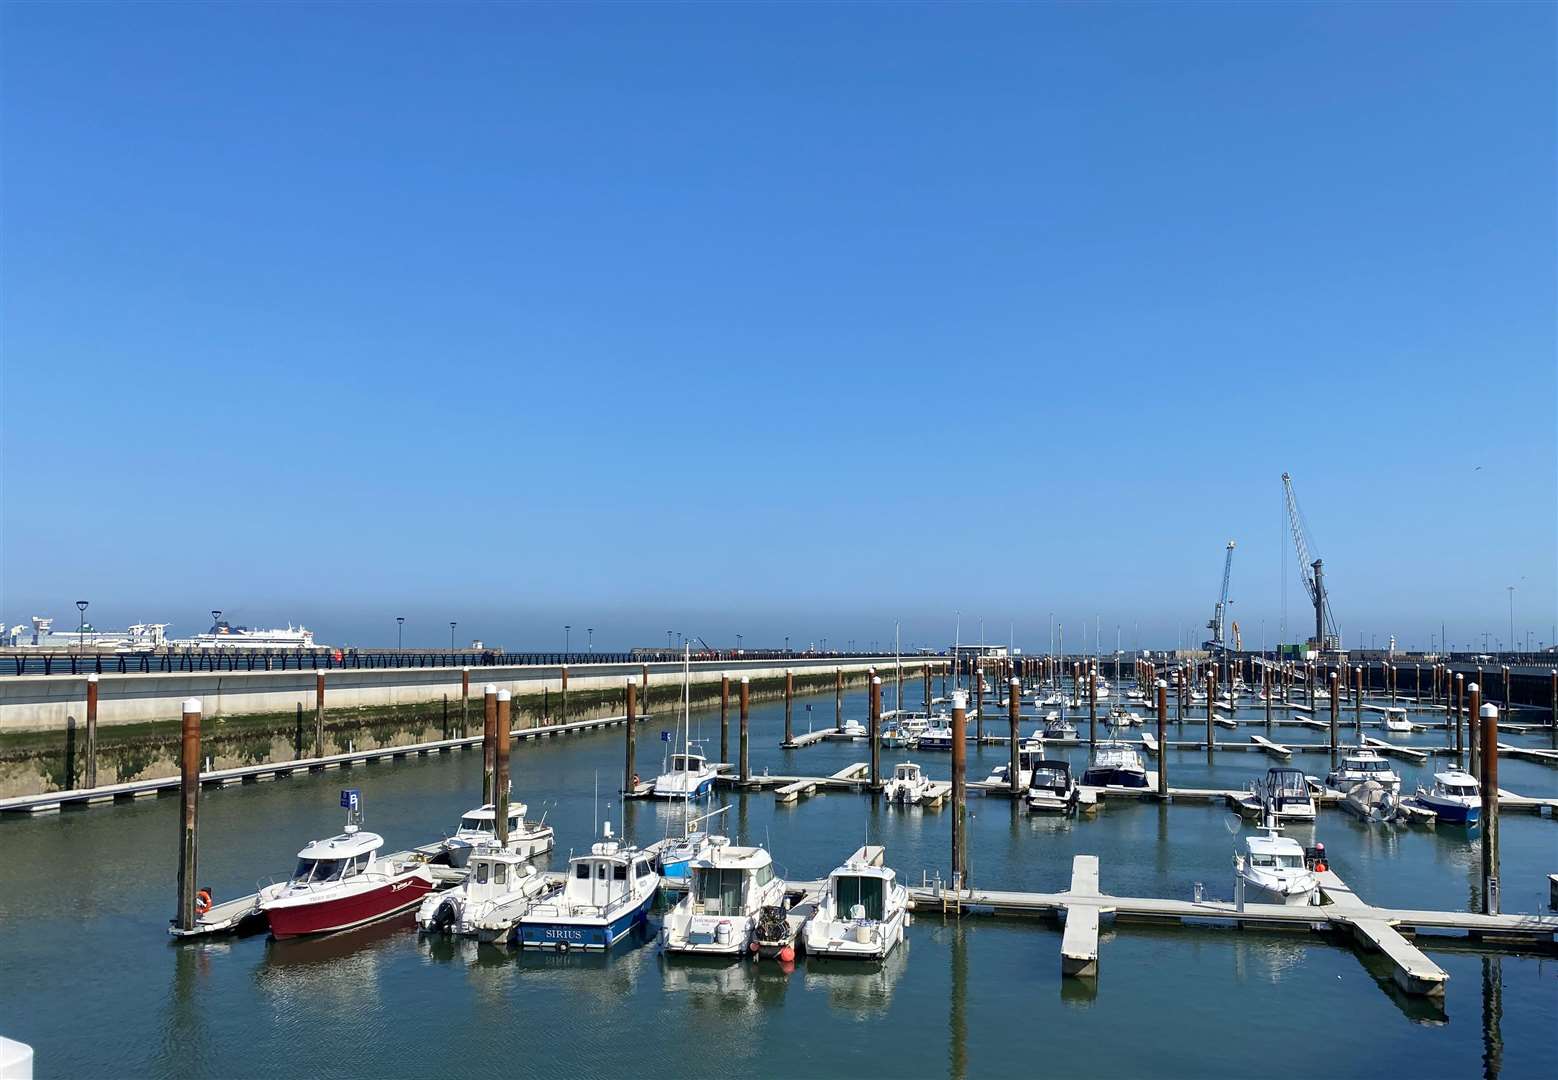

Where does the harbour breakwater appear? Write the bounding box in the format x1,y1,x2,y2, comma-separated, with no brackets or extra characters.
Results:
0,657,933,797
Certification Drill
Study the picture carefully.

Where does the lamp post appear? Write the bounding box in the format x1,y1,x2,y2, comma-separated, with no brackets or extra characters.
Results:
587,628,594,654
736,634,743,653
396,617,404,651
76,600,89,655
1507,586,1515,655
784,635,790,656
449,621,457,651
666,630,673,651
565,625,571,658
210,609,221,632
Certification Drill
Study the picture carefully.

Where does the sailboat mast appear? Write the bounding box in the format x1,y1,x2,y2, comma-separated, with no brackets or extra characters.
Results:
682,643,692,838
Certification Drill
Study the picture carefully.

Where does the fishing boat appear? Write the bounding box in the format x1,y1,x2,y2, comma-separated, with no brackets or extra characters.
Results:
439,798,554,868
1235,767,1317,822
1024,759,1088,814
258,791,435,939
1412,770,1481,825
416,849,553,942
885,761,934,805
661,839,785,957
652,750,718,799
1326,748,1402,793
1041,712,1076,739
1235,799,1318,907
516,823,658,950
915,715,955,751
1382,707,1413,733
985,745,1044,789
801,846,909,960
1081,739,1149,789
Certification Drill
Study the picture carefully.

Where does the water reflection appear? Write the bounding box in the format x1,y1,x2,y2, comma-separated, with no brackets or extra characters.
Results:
948,920,967,1080
802,941,910,1016
1481,956,1503,1080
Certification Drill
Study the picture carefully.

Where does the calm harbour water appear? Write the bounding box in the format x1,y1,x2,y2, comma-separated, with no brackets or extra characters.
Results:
1,685,1554,1078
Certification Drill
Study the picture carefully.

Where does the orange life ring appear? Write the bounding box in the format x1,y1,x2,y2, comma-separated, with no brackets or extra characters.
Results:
195,889,213,915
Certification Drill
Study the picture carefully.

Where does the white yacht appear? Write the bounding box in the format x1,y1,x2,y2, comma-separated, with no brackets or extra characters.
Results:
1412,770,1481,825
416,849,553,942
1041,712,1076,739
838,717,868,739
1382,707,1413,733
661,840,785,957
985,745,1044,789
1024,759,1090,814
1326,748,1401,793
652,750,718,799
1236,822,1319,907
801,847,909,961
884,761,934,805
440,800,554,868
1081,740,1149,789
915,715,955,751
1236,768,1316,822
517,823,658,950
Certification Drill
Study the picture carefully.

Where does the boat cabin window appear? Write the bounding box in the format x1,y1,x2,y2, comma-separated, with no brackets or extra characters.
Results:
575,864,591,880
293,857,347,883
671,755,703,771
755,864,774,887
1277,854,1303,869
835,874,885,920
476,862,490,885
494,862,507,885
1360,760,1388,773
695,867,747,913
460,815,494,833
635,860,652,879
1445,783,1477,797
597,863,608,880
1250,853,1278,868
613,863,627,881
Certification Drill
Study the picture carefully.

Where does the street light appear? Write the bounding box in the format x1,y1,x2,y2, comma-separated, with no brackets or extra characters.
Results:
449,621,457,651
666,630,673,651
736,634,743,652
784,635,790,655
565,625,571,657
76,600,89,654
1507,586,1515,654
396,617,405,651
211,609,221,632
587,628,594,654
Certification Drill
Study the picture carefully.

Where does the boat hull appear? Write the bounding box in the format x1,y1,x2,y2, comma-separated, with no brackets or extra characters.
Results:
1416,795,1479,825
1242,876,1318,907
265,873,434,939
1081,766,1148,789
517,889,654,950
651,776,716,799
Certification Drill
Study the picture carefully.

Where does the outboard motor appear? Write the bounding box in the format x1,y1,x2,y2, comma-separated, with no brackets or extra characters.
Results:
431,897,459,933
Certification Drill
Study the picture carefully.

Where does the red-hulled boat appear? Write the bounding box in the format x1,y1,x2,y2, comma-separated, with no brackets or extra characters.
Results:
259,798,434,939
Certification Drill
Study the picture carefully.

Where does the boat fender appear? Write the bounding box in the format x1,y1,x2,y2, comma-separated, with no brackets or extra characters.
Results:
195,888,213,916
777,945,795,963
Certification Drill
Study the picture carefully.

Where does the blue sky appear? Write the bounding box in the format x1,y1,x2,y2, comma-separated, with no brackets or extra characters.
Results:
2,2,1553,652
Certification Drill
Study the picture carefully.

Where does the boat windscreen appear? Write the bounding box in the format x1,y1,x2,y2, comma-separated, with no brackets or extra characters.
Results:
836,874,886,921
695,868,746,913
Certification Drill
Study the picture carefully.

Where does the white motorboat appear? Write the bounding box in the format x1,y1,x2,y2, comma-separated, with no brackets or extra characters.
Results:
915,715,955,751
1024,759,1090,814
802,847,909,960
1041,712,1076,739
1342,779,1400,823
652,750,718,799
1036,692,1065,708
661,839,785,957
881,711,930,748
1326,748,1401,793
985,746,1044,789
885,761,934,805
1236,767,1317,822
1382,707,1413,733
1081,740,1149,789
838,717,868,739
517,823,659,950
416,849,553,942
441,799,553,868
257,791,434,939
1411,770,1480,826
1236,824,1319,907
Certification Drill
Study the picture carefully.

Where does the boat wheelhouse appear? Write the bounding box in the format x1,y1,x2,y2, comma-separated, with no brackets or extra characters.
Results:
652,751,718,799
517,825,658,950
416,849,552,942
661,841,785,957
885,761,934,805
1326,748,1402,793
1025,759,1085,814
1081,740,1149,789
1414,770,1480,825
441,801,554,868
802,847,909,960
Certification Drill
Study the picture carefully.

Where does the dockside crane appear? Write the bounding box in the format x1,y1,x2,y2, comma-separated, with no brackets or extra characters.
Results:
1281,472,1340,655
1203,540,1235,653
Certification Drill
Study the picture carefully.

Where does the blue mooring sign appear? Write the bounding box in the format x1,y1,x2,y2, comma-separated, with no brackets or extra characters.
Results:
661,731,671,742
340,789,360,809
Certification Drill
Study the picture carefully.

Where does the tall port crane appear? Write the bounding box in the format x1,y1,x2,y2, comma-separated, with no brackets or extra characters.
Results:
1281,472,1340,653
1203,540,1235,652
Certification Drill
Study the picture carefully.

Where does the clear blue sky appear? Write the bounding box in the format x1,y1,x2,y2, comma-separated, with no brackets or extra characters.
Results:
2,2,1553,652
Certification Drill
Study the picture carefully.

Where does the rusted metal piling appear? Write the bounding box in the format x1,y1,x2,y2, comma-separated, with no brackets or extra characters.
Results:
560,664,569,724
1088,669,1098,748
1263,665,1272,730
1155,679,1168,798
1469,683,1482,779
1480,703,1500,914
482,684,497,804
624,679,638,792
924,663,933,715
951,690,968,890
461,667,470,737
1328,671,1339,764
721,674,731,765
869,675,882,791
1007,678,1021,796
739,676,751,783
1455,674,1465,759
1354,667,1364,738
314,669,326,757
175,697,201,933
1204,669,1214,758
784,669,794,745
495,690,511,844
975,668,984,743
834,669,843,731
84,673,98,789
